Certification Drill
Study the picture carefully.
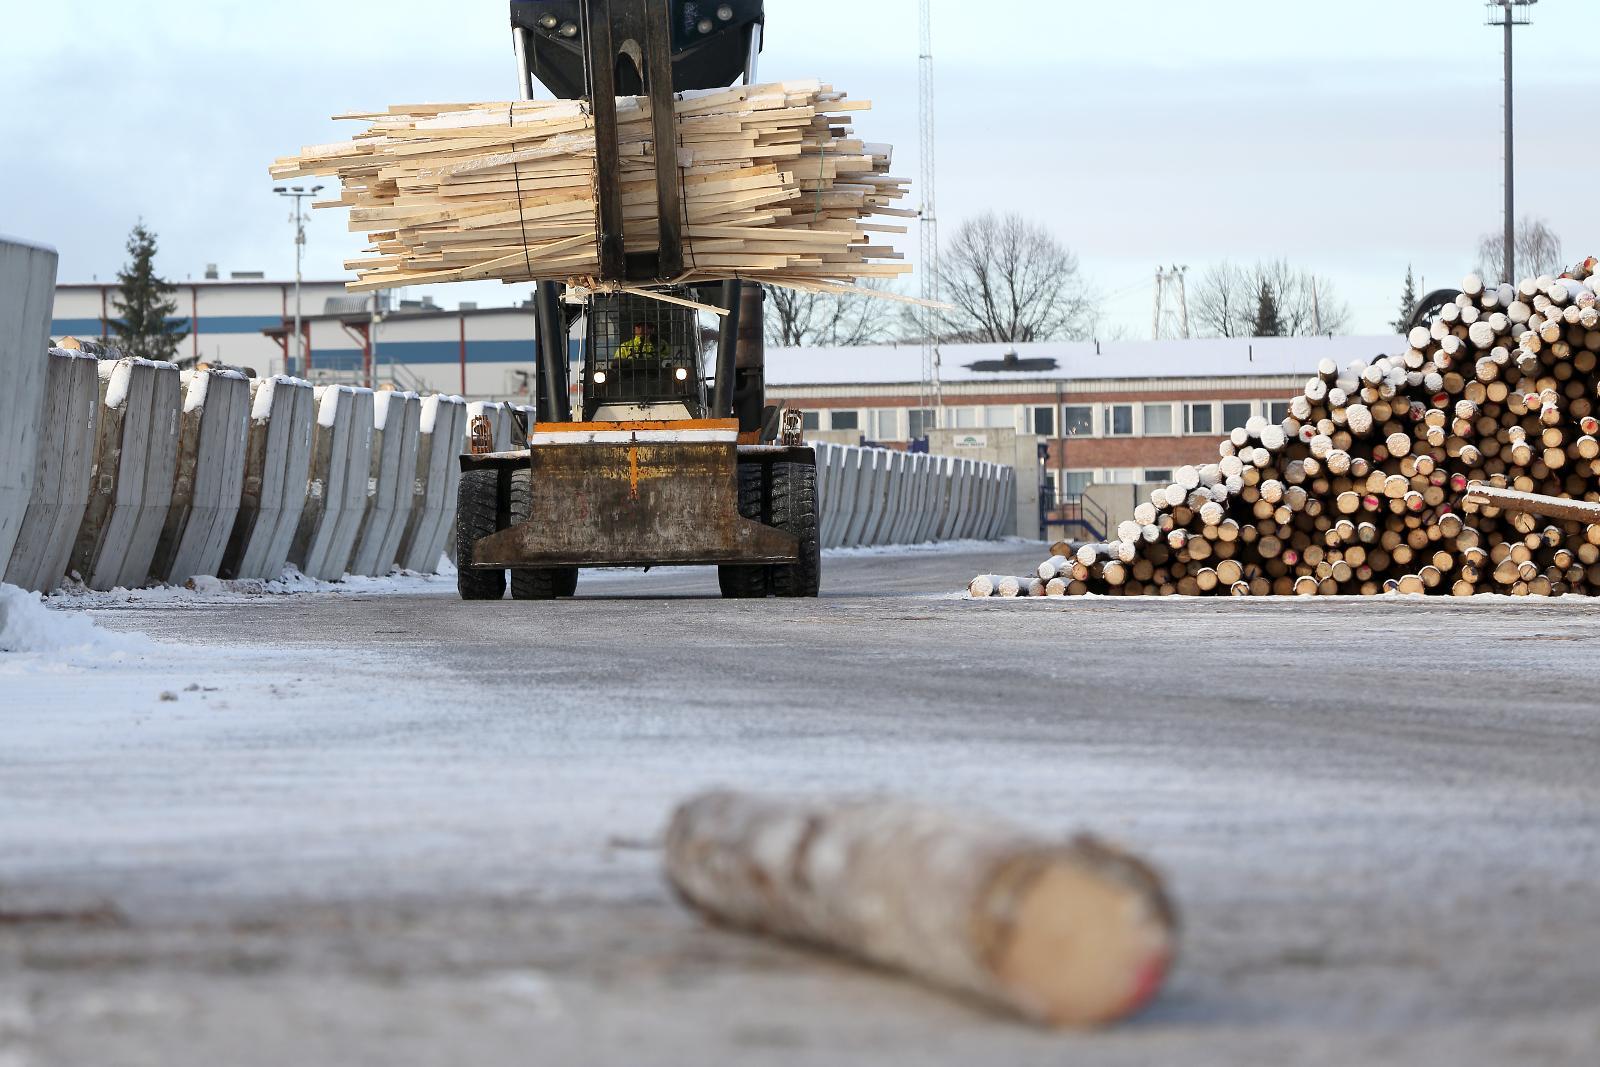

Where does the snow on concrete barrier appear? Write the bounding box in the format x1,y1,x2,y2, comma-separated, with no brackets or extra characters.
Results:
289,385,374,581
4,348,98,593
0,237,58,569
67,358,181,590
151,368,251,584
350,390,422,577
396,394,466,574
221,376,314,580
808,443,1013,549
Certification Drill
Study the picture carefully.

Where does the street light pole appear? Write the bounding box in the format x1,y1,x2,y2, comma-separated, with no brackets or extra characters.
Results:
273,184,323,375
1486,0,1536,284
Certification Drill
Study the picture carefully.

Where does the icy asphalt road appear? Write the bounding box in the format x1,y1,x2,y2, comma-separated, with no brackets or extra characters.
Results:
3,544,1599,1067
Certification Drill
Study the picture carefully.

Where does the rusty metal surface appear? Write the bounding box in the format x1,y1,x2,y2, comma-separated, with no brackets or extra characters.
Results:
471,442,798,568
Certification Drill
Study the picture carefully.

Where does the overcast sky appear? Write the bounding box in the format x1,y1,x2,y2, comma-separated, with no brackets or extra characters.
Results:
4,1,1596,337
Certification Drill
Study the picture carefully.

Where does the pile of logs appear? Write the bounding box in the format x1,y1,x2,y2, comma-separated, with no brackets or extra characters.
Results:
271,80,911,295
973,259,1600,598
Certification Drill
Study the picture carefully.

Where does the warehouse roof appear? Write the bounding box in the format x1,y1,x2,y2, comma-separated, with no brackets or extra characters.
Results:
766,335,1405,386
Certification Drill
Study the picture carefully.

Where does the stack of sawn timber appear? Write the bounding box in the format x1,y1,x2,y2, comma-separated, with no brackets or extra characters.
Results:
973,259,1600,599
270,80,912,294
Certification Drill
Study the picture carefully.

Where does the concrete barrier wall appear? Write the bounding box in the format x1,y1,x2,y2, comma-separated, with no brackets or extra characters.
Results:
151,368,251,584
0,329,465,589
4,349,97,592
222,376,315,581
811,443,1015,550
0,238,58,569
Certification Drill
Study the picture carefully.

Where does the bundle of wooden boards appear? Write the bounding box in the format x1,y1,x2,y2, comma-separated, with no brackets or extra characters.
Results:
973,258,1600,599
270,80,912,295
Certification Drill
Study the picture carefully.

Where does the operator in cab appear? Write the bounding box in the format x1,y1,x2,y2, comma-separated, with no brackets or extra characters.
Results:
616,320,664,361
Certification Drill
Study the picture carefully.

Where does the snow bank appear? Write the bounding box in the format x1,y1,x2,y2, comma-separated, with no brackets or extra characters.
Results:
50,559,455,608
0,583,150,656
824,537,1039,560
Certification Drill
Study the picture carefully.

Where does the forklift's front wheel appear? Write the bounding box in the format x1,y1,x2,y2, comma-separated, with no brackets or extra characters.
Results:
719,464,771,598
769,462,821,599
508,469,579,601
455,469,507,601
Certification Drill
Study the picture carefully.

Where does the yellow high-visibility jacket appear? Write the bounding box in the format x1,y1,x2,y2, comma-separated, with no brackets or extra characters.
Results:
616,336,663,360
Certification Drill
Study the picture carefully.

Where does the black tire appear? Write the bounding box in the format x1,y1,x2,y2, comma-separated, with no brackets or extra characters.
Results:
456,469,506,601
770,461,821,598
557,569,580,597
1405,288,1464,332
508,469,578,601
719,463,771,599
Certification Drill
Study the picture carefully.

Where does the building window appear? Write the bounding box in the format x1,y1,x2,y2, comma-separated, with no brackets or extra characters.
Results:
829,410,860,431
1104,404,1134,436
950,407,978,429
908,408,936,439
1185,402,1214,435
1141,403,1175,437
1063,404,1095,437
1143,469,1173,483
1060,470,1094,497
1221,402,1253,431
984,405,1017,429
800,410,820,431
1269,400,1291,424
1105,468,1143,484
1031,405,1056,437
871,409,901,441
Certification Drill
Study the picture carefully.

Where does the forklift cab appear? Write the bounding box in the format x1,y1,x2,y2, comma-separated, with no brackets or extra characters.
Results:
582,292,710,422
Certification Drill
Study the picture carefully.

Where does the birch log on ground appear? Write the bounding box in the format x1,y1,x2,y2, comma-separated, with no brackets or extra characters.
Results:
664,792,1177,1028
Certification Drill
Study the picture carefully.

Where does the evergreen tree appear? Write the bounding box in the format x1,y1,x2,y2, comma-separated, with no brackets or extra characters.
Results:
110,222,187,360
1390,264,1417,333
1252,279,1283,337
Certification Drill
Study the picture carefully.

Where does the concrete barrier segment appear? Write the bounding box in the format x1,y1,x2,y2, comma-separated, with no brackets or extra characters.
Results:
151,368,251,584
0,237,57,569
4,348,97,592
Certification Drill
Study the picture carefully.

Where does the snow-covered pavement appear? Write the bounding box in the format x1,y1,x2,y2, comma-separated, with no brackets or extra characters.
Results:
2,545,1598,1066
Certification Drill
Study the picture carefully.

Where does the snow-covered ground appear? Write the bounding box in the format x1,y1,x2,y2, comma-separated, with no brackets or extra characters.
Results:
3,542,1600,1066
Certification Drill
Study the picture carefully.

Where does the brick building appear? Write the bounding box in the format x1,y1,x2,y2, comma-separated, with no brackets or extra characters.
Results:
766,336,1402,529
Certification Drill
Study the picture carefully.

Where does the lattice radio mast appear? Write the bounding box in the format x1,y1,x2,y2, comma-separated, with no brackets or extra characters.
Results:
1152,265,1190,340
918,0,943,426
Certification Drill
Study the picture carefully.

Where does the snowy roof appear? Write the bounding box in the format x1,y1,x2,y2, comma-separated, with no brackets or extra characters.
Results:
766,336,1406,387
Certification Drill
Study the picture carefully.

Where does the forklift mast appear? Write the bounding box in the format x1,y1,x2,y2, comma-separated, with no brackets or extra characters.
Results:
508,0,768,431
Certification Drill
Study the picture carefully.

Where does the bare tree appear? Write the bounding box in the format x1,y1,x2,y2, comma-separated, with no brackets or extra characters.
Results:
1190,259,1351,338
1475,216,1565,283
935,213,1096,343
763,282,898,348
1190,262,1251,338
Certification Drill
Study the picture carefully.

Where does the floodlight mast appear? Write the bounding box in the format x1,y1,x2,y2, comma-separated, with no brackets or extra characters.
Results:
273,184,323,375
1486,0,1537,283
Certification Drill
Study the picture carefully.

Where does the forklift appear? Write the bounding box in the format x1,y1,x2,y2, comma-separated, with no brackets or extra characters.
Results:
457,0,820,601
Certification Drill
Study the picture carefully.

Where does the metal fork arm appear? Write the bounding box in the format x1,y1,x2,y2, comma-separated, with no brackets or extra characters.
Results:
581,0,683,282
